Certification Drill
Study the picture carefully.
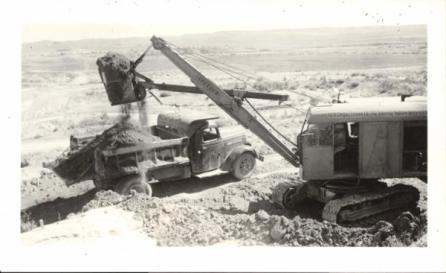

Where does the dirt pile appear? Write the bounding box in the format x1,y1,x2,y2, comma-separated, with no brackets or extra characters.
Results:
366,212,425,247
269,211,424,247
82,182,425,246
52,121,158,185
83,191,272,246
100,121,157,148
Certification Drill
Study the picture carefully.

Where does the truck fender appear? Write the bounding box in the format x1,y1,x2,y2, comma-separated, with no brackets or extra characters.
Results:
220,145,263,172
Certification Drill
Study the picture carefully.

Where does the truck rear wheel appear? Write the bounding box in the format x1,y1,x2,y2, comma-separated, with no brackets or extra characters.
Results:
114,175,152,197
231,152,256,180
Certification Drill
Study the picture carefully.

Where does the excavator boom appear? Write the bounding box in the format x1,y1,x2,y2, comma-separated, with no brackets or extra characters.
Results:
150,36,299,167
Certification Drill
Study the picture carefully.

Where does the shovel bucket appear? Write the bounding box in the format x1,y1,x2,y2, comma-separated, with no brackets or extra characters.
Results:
96,52,146,105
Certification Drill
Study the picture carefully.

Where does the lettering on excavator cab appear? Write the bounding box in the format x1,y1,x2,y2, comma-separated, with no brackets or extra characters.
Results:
315,110,426,120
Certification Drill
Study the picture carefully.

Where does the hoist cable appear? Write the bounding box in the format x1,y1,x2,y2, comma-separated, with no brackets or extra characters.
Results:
245,98,298,147
165,41,258,80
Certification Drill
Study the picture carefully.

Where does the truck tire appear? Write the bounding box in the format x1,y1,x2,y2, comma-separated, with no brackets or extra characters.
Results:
231,152,256,180
114,175,152,197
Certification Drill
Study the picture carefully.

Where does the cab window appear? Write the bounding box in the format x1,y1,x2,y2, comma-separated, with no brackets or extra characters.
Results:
202,127,219,142
302,123,333,146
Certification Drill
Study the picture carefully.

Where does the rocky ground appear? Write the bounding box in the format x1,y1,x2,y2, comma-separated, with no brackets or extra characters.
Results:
21,153,427,246
85,180,426,247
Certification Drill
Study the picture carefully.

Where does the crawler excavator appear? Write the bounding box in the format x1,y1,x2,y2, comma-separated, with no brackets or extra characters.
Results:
98,36,427,225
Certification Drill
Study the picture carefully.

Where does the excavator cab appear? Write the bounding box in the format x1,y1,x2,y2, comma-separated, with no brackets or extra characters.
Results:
298,98,427,181
270,97,428,223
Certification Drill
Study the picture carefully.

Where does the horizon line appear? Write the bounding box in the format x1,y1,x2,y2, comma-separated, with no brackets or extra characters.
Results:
22,23,426,44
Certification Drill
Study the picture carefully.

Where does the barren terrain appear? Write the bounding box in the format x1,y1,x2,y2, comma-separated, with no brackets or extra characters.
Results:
21,25,427,247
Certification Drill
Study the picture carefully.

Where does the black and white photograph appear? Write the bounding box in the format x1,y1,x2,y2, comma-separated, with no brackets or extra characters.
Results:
1,0,446,271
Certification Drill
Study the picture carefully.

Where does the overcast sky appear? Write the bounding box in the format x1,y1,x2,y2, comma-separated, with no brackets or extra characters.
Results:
22,0,433,42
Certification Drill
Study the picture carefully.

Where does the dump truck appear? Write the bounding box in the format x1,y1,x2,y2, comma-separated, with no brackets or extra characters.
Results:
53,50,294,195
54,111,263,196
95,35,426,225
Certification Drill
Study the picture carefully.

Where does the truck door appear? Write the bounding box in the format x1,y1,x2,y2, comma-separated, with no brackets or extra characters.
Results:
359,122,390,178
191,127,224,173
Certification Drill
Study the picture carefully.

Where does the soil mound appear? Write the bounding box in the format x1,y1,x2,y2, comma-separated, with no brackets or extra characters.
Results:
52,121,158,185
82,185,425,246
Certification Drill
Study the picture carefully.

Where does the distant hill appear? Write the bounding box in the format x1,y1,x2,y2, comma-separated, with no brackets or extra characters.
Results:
168,25,426,49
22,25,426,73
23,25,426,53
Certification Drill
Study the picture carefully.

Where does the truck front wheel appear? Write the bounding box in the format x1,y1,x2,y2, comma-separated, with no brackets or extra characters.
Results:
114,175,152,197
231,152,256,180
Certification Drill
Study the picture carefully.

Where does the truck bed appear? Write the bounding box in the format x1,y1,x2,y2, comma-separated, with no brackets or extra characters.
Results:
52,123,187,186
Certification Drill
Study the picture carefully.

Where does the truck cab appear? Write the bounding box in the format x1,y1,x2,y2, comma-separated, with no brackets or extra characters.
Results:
297,97,427,181
154,111,262,179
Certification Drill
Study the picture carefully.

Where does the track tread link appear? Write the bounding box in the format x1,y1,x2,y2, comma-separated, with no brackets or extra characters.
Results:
322,184,420,224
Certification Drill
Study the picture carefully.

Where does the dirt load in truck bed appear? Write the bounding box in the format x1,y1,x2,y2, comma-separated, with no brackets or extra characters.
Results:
52,121,159,186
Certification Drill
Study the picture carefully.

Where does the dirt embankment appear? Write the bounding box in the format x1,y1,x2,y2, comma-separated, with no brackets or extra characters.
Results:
78,179,425,247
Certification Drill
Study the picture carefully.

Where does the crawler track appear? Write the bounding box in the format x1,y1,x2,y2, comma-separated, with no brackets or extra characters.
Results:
321,184,420,225
272,181,420,226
